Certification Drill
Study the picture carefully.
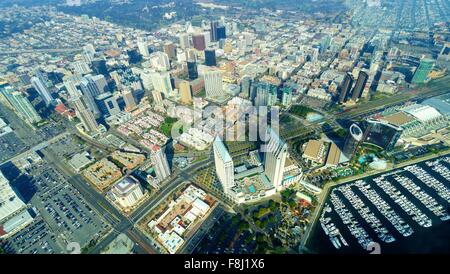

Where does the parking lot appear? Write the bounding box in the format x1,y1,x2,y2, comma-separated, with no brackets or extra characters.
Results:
0,131,25,162
4,159,111,253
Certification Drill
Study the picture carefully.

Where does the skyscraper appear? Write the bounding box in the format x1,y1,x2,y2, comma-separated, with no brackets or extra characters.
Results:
204,70,224,99
150,52,171,71
150,145,171,183
71,95,99,134
179,80,192,105
342,123,364,159
240,76,252,98
163,43,177,59
122,88,137,111
95,92,121,117
213,136,235,195
0,85,42,124
179,33,190,49
192,34,206,51
216,26,226,40
137,37,150,57
31,75,53,106
338,73,353,103
187,60,199,80
204,49,217,66
210,21,219,42
351,71,368,101
150,72,173,98
263,128,288,190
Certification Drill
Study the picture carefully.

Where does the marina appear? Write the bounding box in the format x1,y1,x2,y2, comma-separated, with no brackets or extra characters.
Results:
308,155,450,253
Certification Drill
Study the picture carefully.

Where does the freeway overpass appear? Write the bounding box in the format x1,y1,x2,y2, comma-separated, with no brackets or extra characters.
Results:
0,48,82,56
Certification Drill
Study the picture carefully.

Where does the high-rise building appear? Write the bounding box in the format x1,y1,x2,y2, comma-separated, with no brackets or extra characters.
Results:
281,87,293,106
137,37,150,57
263,128,288,190
216,26,226,40
122,88,137,111
179,33,190,49
80,75,103,117
204,49,217,66
204,70,224,99
31,75,53,106
0,85,42,124
151,89,163,104
240,76,252,98
254,82,277,107
95,92,121,117
72,60,91,75
83,43,95,62
163,43,177,59
179,80,192,105
71,95,99,134
150,52,171,71
351,71,369,101
411,58,434,84
150,72,173,97
187,60,198,80
213,136,234,195
210,21,219,42
150,145,171,183
342,123,364,159
192,34,206,51
338,73,354,103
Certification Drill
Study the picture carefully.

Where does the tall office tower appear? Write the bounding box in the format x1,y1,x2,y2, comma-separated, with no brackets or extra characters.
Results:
192,34,206,51
213,136,235,195
342,123,364,159
151,89,163,104
137,37,150,57
92,59,109,78
210,21,219,42
150,72,173,98
263,128,288,190
91,74,108,94
204,70,224,99
83,44,95,62
216,25,226,40
150,52,171,71
254,82,277,107
95,92,121,116
0,85,42,124
179,33,190,49
163,43,177,59
150,145,171,183
31,76,53,106
80,76,101,117
351,71,369,101
202,31,212,48
179,80,192,105
204,49,217,66
186,48,197,62
281,87,293,106
411,58,435,84
338,73,354,103
64,79,80,98
72,60,91,75
240,76,252,98
187,60,198,80
122,88,136,111
72,95,99,134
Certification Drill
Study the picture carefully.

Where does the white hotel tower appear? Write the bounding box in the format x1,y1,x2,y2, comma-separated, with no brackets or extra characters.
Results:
264,128,288,191
204,70,225,100
213,136,235,195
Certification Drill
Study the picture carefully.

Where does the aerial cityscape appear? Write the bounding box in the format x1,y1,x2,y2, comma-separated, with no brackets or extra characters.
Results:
0,0,449,256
